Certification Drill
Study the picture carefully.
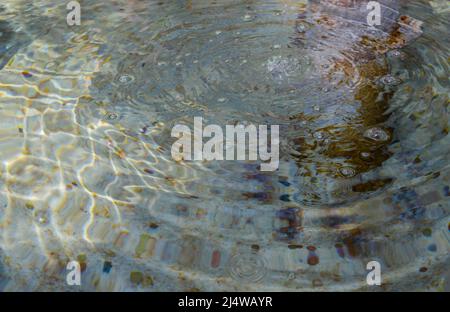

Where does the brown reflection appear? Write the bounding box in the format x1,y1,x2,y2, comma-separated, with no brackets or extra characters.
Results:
285,0,422,203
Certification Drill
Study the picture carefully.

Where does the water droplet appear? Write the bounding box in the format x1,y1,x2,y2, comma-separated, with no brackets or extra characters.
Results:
117,74,135,85
364,127,390,142
339,167,356,178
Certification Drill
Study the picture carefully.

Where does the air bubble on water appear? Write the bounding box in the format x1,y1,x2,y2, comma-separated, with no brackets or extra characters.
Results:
360,152,373,161
139,126,149,134
313,105,320,112
106,112,119,121
339,167,356,178
35,211,49,225
218,98,227,103
193,60,199,64
175,62,183,66
314,131,325,140
157,61,167,66
243,14,253,21
296,23,307,33
379,75,401,86
274,44,281,49
118,74,135,85
364,127,390,142
215,30,222,35
391,50,401,57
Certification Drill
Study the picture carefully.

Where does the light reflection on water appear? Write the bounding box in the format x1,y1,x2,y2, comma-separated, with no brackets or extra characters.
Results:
0,0,448,291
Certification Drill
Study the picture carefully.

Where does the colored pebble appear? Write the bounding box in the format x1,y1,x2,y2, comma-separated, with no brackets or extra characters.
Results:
422,228,432,237
144,168,155,175
307,251,319,266
279,194,291,202
279,180,291,187
427,244,437,252
211,250,221,268
22,71,32,78
335,243,345,258
444,185,450,196
130,271,144,285
103,261,112,273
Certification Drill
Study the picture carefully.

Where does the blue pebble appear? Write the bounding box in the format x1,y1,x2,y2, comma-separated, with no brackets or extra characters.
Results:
279,180,291,187
103,261,112,273
444,185,450,196
427,244,437,252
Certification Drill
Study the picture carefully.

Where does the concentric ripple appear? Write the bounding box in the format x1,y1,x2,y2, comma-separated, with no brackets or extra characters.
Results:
0,0,448,291
227,253,267,283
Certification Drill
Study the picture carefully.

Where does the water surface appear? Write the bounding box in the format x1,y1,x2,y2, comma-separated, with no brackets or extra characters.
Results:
0,0,449,291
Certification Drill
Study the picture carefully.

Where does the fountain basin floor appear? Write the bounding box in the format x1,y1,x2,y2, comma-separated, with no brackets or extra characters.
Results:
0,0,449,291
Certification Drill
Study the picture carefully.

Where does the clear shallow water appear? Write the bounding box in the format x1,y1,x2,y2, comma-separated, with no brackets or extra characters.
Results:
0,0,448,291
